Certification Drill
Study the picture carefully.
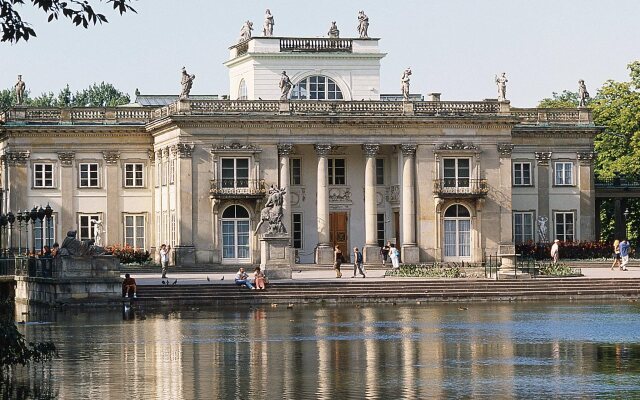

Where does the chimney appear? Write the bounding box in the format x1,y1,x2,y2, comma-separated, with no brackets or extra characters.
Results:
428,93,441,101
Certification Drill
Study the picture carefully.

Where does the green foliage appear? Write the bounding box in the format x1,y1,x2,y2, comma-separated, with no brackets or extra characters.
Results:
384,263,464,278
0,83,129,111
537,262,582,277
538,90,580,108
106,244,151,265
1,0,136,43
516,241,623,260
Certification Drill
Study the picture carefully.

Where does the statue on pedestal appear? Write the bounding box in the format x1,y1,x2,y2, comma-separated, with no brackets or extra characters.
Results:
328,21,340,38
239,20,253,42
357,11,369,38
279,71,292,101
401,68,412,101
255,186,287,235
495,72,508,101
59,230,106,256
263,9,274,37
180,67,195,99
91,219,104,247
578,79,590,107
15,75,26,105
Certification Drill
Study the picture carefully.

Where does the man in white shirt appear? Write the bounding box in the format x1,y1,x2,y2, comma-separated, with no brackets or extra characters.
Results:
160,244,170,278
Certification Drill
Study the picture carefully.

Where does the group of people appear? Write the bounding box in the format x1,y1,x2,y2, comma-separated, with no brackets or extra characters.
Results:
611,239,631,271
332,240,402,278
235,266,268,290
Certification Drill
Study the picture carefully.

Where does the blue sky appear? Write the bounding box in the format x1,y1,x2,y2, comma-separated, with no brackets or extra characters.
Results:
1,0,639,106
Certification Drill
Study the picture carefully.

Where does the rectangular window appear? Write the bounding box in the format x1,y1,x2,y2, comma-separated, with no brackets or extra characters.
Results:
292,213,303,249
555,212,575,242
34,214,56,252
79,163,99,188
169,158,175,184
290,158,302,186
78,214,100,241
33,163,54,188
328,158,346,185
124,214,145,249
443,158,470,187
376,213,385,248
375,158,384,185
555,162,573,185
221,158,249,188
124,163,144,187
513,212,534,244
513,162,532,186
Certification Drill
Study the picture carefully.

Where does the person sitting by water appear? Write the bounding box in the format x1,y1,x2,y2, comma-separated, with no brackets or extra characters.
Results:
254,266,267,290
122,273,137,298
235,267,255,290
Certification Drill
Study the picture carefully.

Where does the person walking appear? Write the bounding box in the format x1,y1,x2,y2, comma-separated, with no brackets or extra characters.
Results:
611,239,621,271
550,239,560,264
380,241,391,266
352,247,366,278
334,245,343,278
389,244,400,269
160,244,171,278
620,239,630,271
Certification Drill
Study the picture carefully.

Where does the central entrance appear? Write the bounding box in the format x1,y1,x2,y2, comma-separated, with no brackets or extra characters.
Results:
330,212,349,262
221,205,251,263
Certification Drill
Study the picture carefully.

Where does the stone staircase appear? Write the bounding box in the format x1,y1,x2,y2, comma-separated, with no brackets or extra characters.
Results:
131,278,640,306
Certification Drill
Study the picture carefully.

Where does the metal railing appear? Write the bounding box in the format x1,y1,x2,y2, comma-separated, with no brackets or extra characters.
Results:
14,256,54,278
209,179,266,198
433,179,489,197
483,253,541,280
595,177,640,189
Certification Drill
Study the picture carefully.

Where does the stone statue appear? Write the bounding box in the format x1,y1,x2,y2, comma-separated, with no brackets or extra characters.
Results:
255,186,287,235
401,68,412,101
59,230,106,256
537,216,548,243
15,75,26,105
578,79,590,107
239,20,253,42
180,67,195,99
328,21,340,38
495,72,508,101
279,71,292,101
263,9,274,37
91,219,104,247
357,10,369,38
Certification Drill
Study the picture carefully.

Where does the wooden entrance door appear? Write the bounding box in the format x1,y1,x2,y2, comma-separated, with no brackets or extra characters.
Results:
330,212,349,262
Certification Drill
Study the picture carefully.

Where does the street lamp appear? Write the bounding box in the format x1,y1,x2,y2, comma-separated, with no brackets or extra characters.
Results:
30,206,38,255
44,204,53,248
624,208,630,239
0,214,7,257
16,211,23,254
7,212,15,255
22,209,31,255
37,206,45,254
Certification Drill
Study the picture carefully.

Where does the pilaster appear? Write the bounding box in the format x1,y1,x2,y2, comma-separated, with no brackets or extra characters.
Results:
103,151,120,245
278,144,294,237
362,143,380,264
314,144,333,265
57,152,75,235
577,151,596,240
173,143,195,266
535,151,552,240
400,144,419,263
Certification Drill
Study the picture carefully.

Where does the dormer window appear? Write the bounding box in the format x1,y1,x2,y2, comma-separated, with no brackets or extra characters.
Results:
290,76,343,100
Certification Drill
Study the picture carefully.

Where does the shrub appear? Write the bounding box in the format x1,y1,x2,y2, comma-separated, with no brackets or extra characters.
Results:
516,241,629,260
105,244,151,265
537,262,582,277
385,263,464,278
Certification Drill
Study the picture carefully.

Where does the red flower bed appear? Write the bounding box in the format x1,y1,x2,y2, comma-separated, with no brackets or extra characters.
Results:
105,244,151,265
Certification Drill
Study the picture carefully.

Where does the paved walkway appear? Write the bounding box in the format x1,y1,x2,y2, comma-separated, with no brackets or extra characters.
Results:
126,265,640,286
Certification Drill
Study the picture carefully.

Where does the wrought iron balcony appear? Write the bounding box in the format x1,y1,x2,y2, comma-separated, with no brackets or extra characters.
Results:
433,179,489,198
209,179,266,199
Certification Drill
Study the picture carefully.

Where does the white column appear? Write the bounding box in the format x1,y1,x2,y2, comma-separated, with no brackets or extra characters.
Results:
278,144,293,235
400,144,419,263
314,144,333,264
362,144,380,263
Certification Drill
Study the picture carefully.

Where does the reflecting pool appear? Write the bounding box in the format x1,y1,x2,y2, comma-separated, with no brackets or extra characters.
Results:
4,301,640,399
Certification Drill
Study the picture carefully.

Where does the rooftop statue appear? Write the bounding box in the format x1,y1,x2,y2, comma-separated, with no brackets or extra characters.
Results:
255,186,287,235
59,230,106,256
180,67,195,99
401,68,412,101
263,9,274,37
15,75,26,105
239,20,253,42
495,72,508,101
357,10,369,38
578,79,590,107
328,21,340,38
279,71,292,101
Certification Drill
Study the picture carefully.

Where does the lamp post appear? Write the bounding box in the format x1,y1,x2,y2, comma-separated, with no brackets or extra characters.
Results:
44,204,53,248
22,209,31,255
37,206,45,255
0,214,7,257
624,208,630,239
16,211,23,255
7,212,15,255
30,206,37,256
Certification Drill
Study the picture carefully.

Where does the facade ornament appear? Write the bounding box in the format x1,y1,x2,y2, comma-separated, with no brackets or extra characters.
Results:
2,151,30,166
279,71,292,101
537,216,548,243
436,141,478,151
577,151,596,165
162,147,171,158
255,186,287,235
102,151,120,165
211,143,261,152
497,143,514,157
535,151,552,165
362,143,380,158
239,20,253,42
59,230,106,256
578,80,590,108
314,144,332,156
277,143,294,156
263,9,274,37
401,68,412,101
175,143,195,158
57,152,75,167
385,185,400,204
180,67,195,99
357,11,369,38
329,187,352,203
155,150,163,162
15,75,26,105
495,72,508,101
400,144,417,157
147,149,156,161
327,21,340,38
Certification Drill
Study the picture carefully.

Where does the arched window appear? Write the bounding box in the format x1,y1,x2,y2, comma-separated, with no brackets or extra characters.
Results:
444,204,471,259
290,76,343,100
444,204,471,218
237,79,248,100
221,205,250,261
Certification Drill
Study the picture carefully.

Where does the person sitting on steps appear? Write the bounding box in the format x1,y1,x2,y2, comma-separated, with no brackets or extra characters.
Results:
122,273,137,298
254,266,267,290
235,267,255,290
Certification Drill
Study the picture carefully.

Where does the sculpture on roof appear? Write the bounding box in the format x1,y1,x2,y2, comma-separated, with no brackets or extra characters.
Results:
578,79,590,107
59,230,106,256
239,20,253,42
328,21,340,38
401,68,412,101
180,67,195,99
357,11,369,38
255,186,287,235
495,72,508,101
263,9,274,37
279,71,292,101
15,75,26,105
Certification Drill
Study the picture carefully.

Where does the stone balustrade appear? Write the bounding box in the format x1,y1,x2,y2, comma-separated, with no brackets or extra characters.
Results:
1,107,153,125
511,107,591,125
280,37,353,53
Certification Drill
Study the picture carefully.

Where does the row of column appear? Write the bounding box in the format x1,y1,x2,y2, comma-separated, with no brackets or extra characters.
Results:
277,143,418,264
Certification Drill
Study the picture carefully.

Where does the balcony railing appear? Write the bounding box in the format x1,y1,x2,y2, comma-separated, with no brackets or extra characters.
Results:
595,177,640,189
210,179,266,199
433,179,489,197
280,38,353,53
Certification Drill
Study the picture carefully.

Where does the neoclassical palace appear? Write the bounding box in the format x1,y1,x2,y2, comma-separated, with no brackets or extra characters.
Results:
0,34,600,266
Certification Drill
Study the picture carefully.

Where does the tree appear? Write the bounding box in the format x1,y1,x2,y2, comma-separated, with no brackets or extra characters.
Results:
71,82,130,107
1,0,136,43
538,90,579,108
